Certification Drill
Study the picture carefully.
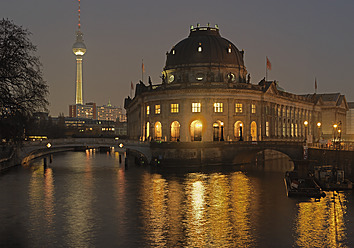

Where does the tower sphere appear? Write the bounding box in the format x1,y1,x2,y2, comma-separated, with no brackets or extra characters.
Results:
72,31,86,56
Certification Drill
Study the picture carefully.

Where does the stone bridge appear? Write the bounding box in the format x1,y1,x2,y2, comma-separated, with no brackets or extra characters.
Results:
125,141,354,179
0,138,124,171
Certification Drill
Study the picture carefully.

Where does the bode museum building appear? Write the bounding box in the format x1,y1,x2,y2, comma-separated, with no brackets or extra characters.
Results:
125,25,348,143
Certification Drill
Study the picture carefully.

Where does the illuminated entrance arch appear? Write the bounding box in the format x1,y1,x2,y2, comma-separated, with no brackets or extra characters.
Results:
234,121,243,141
251,121,257,141
190,120,202,141
170,121,180,141
154,121,162,140
212,120,224,141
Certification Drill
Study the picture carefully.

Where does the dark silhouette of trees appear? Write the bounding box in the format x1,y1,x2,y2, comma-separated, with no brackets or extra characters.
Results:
0,19,48,141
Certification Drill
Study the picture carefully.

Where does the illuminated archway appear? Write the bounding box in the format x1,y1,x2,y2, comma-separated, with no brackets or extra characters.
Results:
190,120,202,141
213,122,220,141
251,121,257,141
234,121,244,141
154,121,162,140
170,121,180,141
212,120,224,141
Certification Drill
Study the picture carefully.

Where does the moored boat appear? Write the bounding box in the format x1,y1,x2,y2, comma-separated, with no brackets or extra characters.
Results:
284,171,326,198
314,165,353,190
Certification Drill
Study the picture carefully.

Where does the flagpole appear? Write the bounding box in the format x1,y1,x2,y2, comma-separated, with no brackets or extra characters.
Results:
142,59,144,82
265,57,268,81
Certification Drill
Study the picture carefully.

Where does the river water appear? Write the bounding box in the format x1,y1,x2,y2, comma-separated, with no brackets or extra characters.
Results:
0,150,353,247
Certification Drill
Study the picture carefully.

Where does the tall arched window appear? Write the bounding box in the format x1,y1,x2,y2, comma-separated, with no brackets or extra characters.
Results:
190,120,202,141
251,121,257,141
154,121,162,140
170,121,180,141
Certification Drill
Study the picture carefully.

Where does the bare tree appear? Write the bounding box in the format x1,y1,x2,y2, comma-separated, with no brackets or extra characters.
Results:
0,19,48,141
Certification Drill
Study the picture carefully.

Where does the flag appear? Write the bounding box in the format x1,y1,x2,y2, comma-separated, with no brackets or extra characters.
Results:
142,62,145,73
266,57,272,70
315,78,317,90
131,81,134,90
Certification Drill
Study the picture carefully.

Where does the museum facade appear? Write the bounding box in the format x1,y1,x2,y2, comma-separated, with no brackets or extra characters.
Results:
125,25,348,143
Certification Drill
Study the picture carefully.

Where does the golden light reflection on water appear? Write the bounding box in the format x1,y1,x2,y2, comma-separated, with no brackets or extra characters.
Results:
230,172,255,247
294,192,348,247
63,153,95,247
184,173,208,248
140,173,169,247
28,161,56,245
140,171,256,248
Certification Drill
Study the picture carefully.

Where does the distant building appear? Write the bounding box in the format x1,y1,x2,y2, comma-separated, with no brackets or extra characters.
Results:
69,100,127,123
64,117,116,137
97,101,125,122
69,102,97,119
125,25,348,143
346,102,354,138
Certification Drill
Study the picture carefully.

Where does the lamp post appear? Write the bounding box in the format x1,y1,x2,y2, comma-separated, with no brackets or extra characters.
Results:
338,129,342,150
317,122,321,144
333,123,338,149
220,122,224,141
304,120,308,144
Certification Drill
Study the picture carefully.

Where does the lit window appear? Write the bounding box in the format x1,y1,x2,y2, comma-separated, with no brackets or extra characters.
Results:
192,102,201,113
155,105,161,114
251,104,256,114
214,102,223,113
146,106,150,115
266,121,269,137
228,45,232,53
235,103,243,113
172,49,175,55
171,103,179,113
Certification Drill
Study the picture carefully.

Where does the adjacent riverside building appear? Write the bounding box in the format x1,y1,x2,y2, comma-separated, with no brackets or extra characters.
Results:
124,25,348,143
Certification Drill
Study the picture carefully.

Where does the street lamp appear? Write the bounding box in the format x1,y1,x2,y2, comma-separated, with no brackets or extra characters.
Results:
220,121,224,141
304,120,308,144
333,123,338,148
338,129,342,150
317,122,321,143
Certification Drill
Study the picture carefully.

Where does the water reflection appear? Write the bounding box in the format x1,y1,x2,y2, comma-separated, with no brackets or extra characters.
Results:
140,171,257,247
140,173,169,247
3,152,352,247
63,153,96,247
294,192,348,247
230,172,255,247
28,160,56,246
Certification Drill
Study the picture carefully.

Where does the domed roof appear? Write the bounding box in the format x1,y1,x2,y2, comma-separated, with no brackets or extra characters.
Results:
165,26,245,69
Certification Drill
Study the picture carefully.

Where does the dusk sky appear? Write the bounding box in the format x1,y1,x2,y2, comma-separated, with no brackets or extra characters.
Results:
1,0,354,116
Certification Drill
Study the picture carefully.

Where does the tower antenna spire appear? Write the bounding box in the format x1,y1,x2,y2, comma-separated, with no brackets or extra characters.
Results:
78,0,81,30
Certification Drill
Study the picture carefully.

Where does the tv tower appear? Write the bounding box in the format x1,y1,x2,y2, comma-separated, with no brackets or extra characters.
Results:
72,0,86,105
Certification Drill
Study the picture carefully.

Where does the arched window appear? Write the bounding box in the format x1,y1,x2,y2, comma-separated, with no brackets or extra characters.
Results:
190,120,202,141
251,121,257,141
154,121,162,140
170,121,180,141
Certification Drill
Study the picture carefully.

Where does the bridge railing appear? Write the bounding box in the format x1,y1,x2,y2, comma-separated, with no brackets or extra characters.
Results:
308,141,354,151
